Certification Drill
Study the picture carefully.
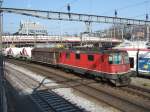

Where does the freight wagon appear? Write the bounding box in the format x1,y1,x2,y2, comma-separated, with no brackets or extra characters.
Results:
31,48,63,65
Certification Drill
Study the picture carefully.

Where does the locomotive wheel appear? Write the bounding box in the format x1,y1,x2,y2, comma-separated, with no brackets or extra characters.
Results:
110,80,121,86
110,78,131,87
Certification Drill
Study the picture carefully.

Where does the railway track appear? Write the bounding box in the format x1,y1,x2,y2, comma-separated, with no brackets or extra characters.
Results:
6,59,150,112
31,90,86,112
5,65,86,112
121,85,150,100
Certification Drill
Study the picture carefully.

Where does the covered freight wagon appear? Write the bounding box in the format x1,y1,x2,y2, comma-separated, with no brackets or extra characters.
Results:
21,47,33,60
31,48,63,65
6,47,23,58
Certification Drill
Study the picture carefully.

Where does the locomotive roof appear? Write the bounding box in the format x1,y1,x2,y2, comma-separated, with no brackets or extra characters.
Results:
65,48,126,54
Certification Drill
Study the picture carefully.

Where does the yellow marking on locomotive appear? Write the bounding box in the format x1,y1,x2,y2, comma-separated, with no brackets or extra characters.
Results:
143,64,148,69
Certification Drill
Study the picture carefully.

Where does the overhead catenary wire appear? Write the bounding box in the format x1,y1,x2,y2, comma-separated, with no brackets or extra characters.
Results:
117,0,149,12
57,0,79,11
127,1,149,20
129,13,150,20
101,0,150,16
98,0,150,41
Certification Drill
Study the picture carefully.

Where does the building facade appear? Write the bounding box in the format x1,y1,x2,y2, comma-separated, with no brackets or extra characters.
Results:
17,20,48,35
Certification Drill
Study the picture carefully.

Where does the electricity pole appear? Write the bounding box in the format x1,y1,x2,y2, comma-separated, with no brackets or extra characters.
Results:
0,0,3,54
146,14,149,42
0,1,7,112
114,9,117,39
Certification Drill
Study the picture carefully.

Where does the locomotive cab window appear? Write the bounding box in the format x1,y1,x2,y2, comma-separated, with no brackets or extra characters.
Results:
123,53,129,64
75,53,80,60
66,52,70,59
88,55,94,61
114,54,121,64
109,53,122,64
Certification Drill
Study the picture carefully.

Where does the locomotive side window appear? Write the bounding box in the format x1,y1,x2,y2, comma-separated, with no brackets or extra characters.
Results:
66,52,70,59
88,55,94,61
75,53,80,60
109,55,113,64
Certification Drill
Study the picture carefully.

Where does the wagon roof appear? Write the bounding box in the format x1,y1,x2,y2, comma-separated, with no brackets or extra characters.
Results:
32,47,64,52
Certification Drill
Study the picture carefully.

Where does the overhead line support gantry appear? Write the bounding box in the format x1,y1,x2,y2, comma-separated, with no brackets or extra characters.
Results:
0,7,150,25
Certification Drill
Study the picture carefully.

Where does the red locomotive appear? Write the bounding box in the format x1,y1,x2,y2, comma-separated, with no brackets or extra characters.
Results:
32,47,131,86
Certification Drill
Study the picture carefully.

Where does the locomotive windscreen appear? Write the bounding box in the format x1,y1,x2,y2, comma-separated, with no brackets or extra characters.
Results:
108,52,129,64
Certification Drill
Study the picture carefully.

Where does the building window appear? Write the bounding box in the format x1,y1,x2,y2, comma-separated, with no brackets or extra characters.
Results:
66,52,70,59
88,55,94,61
75,53,80,60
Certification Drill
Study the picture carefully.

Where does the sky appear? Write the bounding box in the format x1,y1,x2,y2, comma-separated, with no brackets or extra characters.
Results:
2,0,150,34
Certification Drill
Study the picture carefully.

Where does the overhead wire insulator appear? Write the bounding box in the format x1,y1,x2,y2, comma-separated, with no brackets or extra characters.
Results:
67,3,71,18
114,9,117,17
146,13,148,21
67,3,71,12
